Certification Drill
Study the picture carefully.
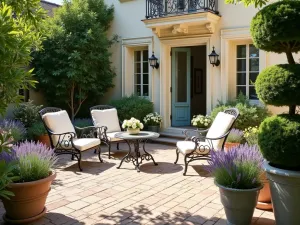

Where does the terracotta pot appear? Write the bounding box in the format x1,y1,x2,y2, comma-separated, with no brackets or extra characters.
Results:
2,172,56,224
224,142,240,152
256,172,272,210
37,134,51,147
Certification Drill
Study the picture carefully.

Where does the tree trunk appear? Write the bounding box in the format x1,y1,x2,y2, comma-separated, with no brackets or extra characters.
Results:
289,105,296,115
286,51,296,64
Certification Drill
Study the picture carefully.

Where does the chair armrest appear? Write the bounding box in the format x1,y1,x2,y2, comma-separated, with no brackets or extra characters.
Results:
183,129,208,141
47,131,76,149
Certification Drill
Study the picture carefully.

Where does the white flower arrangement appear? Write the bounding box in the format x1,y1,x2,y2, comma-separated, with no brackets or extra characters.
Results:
122,117,144,130
143,112,162,126
191,114,212,129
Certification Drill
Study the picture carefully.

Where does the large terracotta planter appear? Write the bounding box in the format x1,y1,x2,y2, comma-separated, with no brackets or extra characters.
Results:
256,172,272,210
265,162,300,225
2,172,56,224
37,134,51,147
224,142,240,152
216,182,262,225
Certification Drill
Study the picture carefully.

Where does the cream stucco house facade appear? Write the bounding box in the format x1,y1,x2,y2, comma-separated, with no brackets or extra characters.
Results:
102,0,293,132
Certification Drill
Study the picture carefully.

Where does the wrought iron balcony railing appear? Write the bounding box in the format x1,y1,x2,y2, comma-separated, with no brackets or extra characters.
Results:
146,0,219,19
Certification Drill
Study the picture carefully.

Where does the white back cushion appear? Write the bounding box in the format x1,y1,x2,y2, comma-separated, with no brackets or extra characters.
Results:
42,110,76,146
91,108,121,133
206,112,235,150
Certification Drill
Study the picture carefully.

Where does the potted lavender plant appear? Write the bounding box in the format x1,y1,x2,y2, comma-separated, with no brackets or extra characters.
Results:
224,128,244,151
0,141,57,224
207,144,264,225
0,119,27,143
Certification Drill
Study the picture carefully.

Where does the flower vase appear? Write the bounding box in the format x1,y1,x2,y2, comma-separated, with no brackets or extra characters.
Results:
127,128,140,135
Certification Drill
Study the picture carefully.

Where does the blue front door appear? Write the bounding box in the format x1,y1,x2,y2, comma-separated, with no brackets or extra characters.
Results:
171,48,191,126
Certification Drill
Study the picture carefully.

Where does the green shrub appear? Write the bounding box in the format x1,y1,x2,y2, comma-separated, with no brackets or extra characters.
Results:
110,95,153,121
244,126,259,146
13,100,43,128
27,121,47,140
258,115,300,170
250,1,300,54
255,64,300,107
210,94,269,130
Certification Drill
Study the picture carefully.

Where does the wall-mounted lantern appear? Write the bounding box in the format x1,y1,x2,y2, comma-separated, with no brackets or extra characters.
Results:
149,52,159,69
208,46,220,67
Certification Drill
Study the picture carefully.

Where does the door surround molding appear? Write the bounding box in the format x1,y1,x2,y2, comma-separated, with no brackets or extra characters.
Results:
159,37,211,129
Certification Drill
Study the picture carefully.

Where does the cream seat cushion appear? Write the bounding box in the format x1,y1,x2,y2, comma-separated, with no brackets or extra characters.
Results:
42,110,76,147
91,109,121,133
206,112,235,150
72,138,100,151
177,141,211,155
107,132,123,142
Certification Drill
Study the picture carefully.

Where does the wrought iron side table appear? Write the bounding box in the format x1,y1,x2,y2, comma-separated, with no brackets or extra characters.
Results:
115,131,159,172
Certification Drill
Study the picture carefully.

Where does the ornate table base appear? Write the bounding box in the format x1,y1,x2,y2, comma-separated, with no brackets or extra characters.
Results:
117,139,157,172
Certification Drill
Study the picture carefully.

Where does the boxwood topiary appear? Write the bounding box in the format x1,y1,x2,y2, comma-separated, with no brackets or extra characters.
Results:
256,64,300,106
250,1,300,55
258,114,300,170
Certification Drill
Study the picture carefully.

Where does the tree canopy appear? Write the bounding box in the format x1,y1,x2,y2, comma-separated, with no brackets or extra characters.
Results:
32,0,116,120
0,0,45,115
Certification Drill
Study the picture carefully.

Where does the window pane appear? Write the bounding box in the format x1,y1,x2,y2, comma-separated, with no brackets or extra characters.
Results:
134,85,141,96
249,58,259,71
237,73,246,85
143,62,149,73
134,51,141,62
237,45,246,58
143,85,149,96
134,63,141,73
134,74,141,85
249,86,258,100
237,86,246,96
249,44,259,58
143,74,149,84
237,59,246,71
143,50,149,61
176,51,187,102
249,72,259,85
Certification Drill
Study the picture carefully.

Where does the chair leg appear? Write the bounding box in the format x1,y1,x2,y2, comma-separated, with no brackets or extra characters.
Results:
94,149,97,154
71,154,74,160
174,148,180,164
183,155,189,176
117,143,120,150
77,152,83,171
108,143,111,159
98,146,103,163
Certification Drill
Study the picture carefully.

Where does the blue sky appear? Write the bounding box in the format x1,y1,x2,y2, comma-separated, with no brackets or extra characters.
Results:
47,0,63,5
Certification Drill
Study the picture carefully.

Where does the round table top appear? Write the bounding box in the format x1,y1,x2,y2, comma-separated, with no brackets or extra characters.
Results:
115,131,160,140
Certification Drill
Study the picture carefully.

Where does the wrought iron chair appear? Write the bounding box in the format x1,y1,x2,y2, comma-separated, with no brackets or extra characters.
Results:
39,107,104,171
174,108,239,175
90,105,127,159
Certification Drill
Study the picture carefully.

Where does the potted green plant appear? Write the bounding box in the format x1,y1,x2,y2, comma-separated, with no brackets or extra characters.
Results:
224,128,243,151
27,121,50,147
244,126,272,210
0,141,57,224
122,117,144,134
143,112,162,133
191,114,212,130
207,144,263,225
251,2,300,224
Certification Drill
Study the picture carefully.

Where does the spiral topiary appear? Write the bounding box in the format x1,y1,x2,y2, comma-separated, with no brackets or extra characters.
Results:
251,1,300,169
258,115,300,170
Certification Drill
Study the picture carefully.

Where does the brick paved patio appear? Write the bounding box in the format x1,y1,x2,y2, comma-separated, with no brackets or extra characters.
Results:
0,143,275,225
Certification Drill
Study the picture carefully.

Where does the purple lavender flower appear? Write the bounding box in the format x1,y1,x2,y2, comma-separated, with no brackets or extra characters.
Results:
226,128,244,143
0,119,27,142
207,144,264,189
13,141,56,160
